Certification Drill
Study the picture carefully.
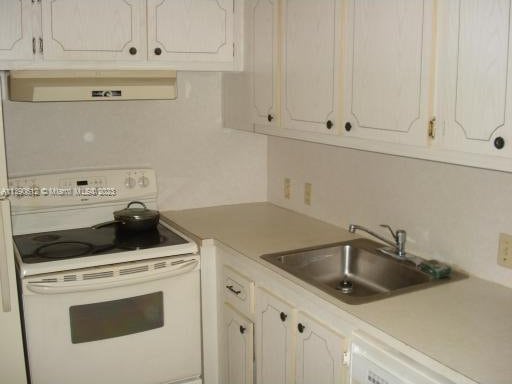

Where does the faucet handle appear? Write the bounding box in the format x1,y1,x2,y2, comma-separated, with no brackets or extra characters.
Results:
380,224,398,240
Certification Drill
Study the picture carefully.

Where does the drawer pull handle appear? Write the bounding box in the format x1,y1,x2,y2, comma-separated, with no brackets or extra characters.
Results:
280,312,287,322
226,285,241,295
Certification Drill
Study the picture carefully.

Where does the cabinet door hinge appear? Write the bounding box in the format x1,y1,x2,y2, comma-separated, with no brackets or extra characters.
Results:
343,351,350,366
428,117,436,139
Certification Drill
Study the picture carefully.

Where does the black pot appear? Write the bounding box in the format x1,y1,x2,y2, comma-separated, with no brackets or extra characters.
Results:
92,201,160,232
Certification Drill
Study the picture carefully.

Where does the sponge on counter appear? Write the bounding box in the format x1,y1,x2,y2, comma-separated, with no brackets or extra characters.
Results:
418,259,452,279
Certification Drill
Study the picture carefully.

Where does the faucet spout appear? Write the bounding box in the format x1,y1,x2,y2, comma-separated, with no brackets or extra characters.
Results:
348,224,407,259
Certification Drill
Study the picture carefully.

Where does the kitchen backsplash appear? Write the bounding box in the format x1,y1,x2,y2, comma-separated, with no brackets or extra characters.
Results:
268,136,512,288
3,72,267,210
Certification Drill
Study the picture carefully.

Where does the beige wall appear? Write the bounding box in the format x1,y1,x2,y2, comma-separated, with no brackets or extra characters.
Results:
268,136,512,288
3,72,267,209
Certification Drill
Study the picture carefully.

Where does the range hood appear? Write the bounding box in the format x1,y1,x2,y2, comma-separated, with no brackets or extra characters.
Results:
8,70,177,102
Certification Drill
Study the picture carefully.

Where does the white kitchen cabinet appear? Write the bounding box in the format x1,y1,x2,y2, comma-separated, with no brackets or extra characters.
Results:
251,0,280,127
255,286,347,384
255,287,296,384
0,0,242,70
0,0,35,62
222,303,254,384
281,0,342,134
40,0,146,61
295,312,347,384
342,0,435,146
147,0,234,64
437,0,512,157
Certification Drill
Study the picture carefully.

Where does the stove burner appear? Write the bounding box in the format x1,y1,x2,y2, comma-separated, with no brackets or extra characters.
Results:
14,223,190,264
33,234,61,242
34,241,94,259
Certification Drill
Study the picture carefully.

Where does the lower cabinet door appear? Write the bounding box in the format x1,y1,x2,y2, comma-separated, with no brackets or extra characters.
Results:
223,303,254,384
295,312,347,384
255,287,296,384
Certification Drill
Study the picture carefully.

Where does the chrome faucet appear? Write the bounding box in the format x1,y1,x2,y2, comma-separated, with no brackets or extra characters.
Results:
348,224,407,259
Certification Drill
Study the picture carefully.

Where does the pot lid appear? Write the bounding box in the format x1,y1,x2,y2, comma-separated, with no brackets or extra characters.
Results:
114,202,159,221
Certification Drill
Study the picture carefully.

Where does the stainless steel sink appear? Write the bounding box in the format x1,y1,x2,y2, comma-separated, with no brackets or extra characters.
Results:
261,238,465,304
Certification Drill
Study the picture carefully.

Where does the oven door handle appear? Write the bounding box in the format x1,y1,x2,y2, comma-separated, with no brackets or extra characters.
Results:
26,259,199,295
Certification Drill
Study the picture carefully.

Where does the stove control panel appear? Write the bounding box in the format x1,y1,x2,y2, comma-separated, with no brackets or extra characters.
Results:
8,168,157,212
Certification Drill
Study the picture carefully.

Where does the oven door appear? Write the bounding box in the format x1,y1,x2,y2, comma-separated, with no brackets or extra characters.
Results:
21,256,202,384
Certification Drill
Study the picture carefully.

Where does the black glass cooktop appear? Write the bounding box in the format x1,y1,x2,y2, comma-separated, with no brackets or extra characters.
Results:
14,223,189,264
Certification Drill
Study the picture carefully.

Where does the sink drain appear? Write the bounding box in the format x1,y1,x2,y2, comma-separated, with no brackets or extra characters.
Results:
336,279,353,294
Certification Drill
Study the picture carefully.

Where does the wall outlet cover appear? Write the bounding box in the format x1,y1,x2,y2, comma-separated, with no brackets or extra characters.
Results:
284,178,291,199
498,233,512,269
304,182,312,206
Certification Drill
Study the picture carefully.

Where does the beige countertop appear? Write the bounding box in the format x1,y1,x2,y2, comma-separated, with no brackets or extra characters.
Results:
162,202,512,384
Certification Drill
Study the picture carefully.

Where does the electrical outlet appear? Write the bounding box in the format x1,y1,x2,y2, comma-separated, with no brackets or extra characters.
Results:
498,233,512,269
284,178,291,199
304,182,312,206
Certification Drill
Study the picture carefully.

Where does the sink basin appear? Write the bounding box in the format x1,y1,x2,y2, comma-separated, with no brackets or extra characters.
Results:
261,238,465,304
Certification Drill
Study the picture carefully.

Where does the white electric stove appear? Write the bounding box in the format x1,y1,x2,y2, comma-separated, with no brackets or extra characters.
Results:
10,168,202,384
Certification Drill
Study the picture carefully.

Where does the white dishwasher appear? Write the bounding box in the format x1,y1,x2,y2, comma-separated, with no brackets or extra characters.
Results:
350,331,456,384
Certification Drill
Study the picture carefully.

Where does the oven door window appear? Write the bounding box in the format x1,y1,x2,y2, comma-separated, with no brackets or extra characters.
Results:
69,292,164,344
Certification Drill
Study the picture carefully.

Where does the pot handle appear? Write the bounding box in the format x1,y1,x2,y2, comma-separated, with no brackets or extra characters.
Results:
127,201,147,209
91,220,123,230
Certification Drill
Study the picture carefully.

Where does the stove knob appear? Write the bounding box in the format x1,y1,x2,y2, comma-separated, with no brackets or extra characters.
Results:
125,177,136,189
138,176,150,188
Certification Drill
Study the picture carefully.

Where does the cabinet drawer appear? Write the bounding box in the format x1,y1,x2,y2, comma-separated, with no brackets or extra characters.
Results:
223,266,255,315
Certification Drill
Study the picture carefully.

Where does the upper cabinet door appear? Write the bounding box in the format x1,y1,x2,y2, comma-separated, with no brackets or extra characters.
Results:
40,0,146,61
147,0,234,64
438,0,512,157
251,0,280,127
282,0,342,134
343,0,435,146
0,0,34,61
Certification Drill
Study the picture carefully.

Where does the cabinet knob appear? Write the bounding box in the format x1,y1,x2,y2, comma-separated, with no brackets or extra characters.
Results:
326,120,333,129
239,325,246,334
280,312,287,322
494,136,505,150
154,47,162,56
297,323,305,333
345,122,352,132
129,47,137,55
267,114,274,122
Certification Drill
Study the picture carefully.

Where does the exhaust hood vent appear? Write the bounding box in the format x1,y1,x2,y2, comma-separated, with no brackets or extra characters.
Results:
8,70,177,102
